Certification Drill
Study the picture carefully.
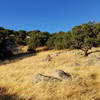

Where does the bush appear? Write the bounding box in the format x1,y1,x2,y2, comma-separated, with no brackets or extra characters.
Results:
15,30,27,45
0,27,13,59
54,34,65,50
96,33,100,46
46,33,57,49
28,33,41,51
0,44,13,59
27,47,36,53
70,24,98,56
62,32,73,49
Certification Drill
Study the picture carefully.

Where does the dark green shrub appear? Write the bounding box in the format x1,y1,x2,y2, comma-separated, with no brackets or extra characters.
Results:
71,24,98,56
0,43,13,59
46,33,57,49
54,34,65,50
15,30,27,45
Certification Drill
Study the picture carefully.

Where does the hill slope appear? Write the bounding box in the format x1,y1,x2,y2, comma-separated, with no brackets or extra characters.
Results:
0,48,100,100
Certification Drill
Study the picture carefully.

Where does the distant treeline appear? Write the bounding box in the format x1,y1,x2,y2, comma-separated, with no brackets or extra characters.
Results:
0,21,100,59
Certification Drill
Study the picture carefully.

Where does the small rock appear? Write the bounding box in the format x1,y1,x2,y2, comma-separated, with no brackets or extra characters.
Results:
54,70,71,80
53,52,61,57
43,55,52,62
34,73,61,83
72,63,80,67
72,61,81,67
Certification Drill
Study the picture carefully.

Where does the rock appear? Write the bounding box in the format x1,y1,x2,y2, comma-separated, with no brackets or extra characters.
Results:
53,52,61,57
72,62,80,67
43,55,52,61
54,70,71,80
72,61,81,67
34,73,61,83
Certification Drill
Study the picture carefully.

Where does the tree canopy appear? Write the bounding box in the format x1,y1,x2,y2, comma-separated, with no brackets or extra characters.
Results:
0,21,100,59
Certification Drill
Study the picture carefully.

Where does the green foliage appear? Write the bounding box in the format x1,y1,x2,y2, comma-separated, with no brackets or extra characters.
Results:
28,34,41,50
15,30,27,45
40,32,50,46
0,44,13,59
46,23,100,54
70,24,98,56
62,32,73,49
54,32,65,50
46,33,57,49
1,21,100,59
0,27,13,59
96,33,100,46
27,30,50,52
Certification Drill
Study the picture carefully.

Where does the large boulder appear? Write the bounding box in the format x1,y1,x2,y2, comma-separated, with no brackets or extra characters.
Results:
54,70,71,80
34,73,61,83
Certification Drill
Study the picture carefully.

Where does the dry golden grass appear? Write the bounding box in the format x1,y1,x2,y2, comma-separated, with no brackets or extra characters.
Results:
0,48,100,100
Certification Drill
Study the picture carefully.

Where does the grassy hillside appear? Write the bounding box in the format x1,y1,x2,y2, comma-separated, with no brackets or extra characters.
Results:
0,48,100,100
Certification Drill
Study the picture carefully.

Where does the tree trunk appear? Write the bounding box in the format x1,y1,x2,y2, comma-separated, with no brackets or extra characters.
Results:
84,49,88,56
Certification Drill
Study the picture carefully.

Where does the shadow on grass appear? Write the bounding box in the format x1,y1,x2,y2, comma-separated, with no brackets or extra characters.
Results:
0,47,49,65
0,52,36,65
0,87,33,100
10,52,36,61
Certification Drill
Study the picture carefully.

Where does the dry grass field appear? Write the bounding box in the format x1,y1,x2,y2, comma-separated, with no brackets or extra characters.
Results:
0,47,100,100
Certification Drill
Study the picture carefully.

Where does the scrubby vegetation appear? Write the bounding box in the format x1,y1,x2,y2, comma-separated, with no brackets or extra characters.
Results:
27,30,50,53
0,21,100,59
